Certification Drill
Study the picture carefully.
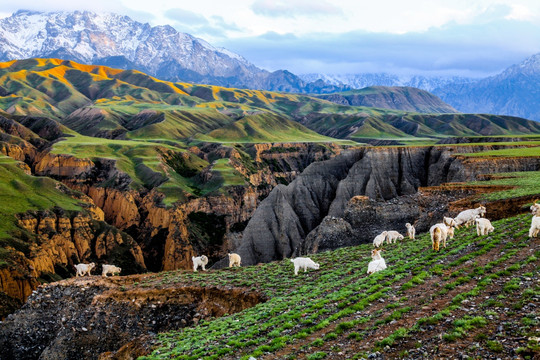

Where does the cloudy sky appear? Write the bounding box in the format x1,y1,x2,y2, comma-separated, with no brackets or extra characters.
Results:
1,0,540,77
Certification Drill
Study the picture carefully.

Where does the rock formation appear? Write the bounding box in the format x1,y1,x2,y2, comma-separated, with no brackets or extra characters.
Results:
238,145,540,265
0,276,265,360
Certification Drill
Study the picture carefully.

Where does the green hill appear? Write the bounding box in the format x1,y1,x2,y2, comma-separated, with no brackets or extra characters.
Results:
317,86,459,113
1,58,540,144
126,212,537,359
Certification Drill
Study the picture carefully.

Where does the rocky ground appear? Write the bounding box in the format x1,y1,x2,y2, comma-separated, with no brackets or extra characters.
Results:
0,276,265,360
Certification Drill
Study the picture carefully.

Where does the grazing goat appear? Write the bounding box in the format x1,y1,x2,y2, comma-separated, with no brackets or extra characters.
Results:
405,223,415,240
430,223,452,251
102,264,121,277
290,257,320,275
367,249,387,274
443,216,457,227
228,253,241,267
373,231,388,247
530,216,540,238
531,201,540,216
454,206,486,228
386,231,404,244
475,218,494,236
75,262,95,277
192,255,209,272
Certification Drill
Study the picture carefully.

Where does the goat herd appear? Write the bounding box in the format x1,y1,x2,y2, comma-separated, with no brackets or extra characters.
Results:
72,201,540,279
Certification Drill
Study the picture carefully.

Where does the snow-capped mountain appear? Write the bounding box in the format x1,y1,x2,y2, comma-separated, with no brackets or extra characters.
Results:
299,73,475,92
0,10,346,93
0,10,259,83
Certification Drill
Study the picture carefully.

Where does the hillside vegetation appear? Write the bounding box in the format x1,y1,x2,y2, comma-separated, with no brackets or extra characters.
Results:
1,58,540,144
133,212,539,360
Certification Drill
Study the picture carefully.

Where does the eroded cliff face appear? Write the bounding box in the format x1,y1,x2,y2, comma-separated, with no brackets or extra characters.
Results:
0,207,146,314
0,276,265,360
238,145,540,265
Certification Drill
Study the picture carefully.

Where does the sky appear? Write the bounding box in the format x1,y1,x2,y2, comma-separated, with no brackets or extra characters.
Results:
1,0,540,77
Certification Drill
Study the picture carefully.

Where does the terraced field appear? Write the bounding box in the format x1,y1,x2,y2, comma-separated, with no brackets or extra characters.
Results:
133,212,539,360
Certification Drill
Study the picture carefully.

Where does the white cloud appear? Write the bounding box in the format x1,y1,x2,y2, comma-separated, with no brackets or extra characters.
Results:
251,0,342,18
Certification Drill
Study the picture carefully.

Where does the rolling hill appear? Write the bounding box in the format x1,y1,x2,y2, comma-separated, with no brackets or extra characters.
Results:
1,58,540,144
316,86,458,114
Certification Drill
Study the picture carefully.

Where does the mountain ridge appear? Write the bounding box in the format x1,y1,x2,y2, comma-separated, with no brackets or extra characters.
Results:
315,86,458,114
433,53,540,121
1,58,539,143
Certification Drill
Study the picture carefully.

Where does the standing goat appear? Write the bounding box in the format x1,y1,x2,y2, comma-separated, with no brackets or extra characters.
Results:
386,231,404,244
475,218,494,236
291,257,320,275
373,231,388,247
228,253,241,267
430,223,452,251
74,262,95,277
192,255,209,272
454,206,486,228
405,223,415,240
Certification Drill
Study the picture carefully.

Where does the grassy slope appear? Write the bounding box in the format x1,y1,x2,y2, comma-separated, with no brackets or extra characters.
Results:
0,156,82,262
50,134,210,202
135,213,539,360
197,113,333,143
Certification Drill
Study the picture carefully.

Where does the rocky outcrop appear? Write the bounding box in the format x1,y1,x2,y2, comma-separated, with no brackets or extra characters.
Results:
238,151,362,264
301,216,355,254
238,145,540,265
0,276,265,360
85,187,141,230
17,209,145,275
0,208,145,316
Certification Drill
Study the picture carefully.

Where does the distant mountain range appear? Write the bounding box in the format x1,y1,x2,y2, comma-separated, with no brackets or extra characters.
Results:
303,54,540,122
1,58,538,143
1,10,540,121
432,53,540,121
299,73,476,92
315,86,458,114
0,10,347,94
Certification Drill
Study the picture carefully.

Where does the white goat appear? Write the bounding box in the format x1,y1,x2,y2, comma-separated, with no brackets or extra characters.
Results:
430,223,452,251
386,231,404,244
228,253,241,267
405,223,415,240
530,216,540,238
102,264,122,277
373,231,388,247
290,257,320,275
475,218,494,236
192,255,209,272
367,249,387,274
74,262,95,277
454,206,486,228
